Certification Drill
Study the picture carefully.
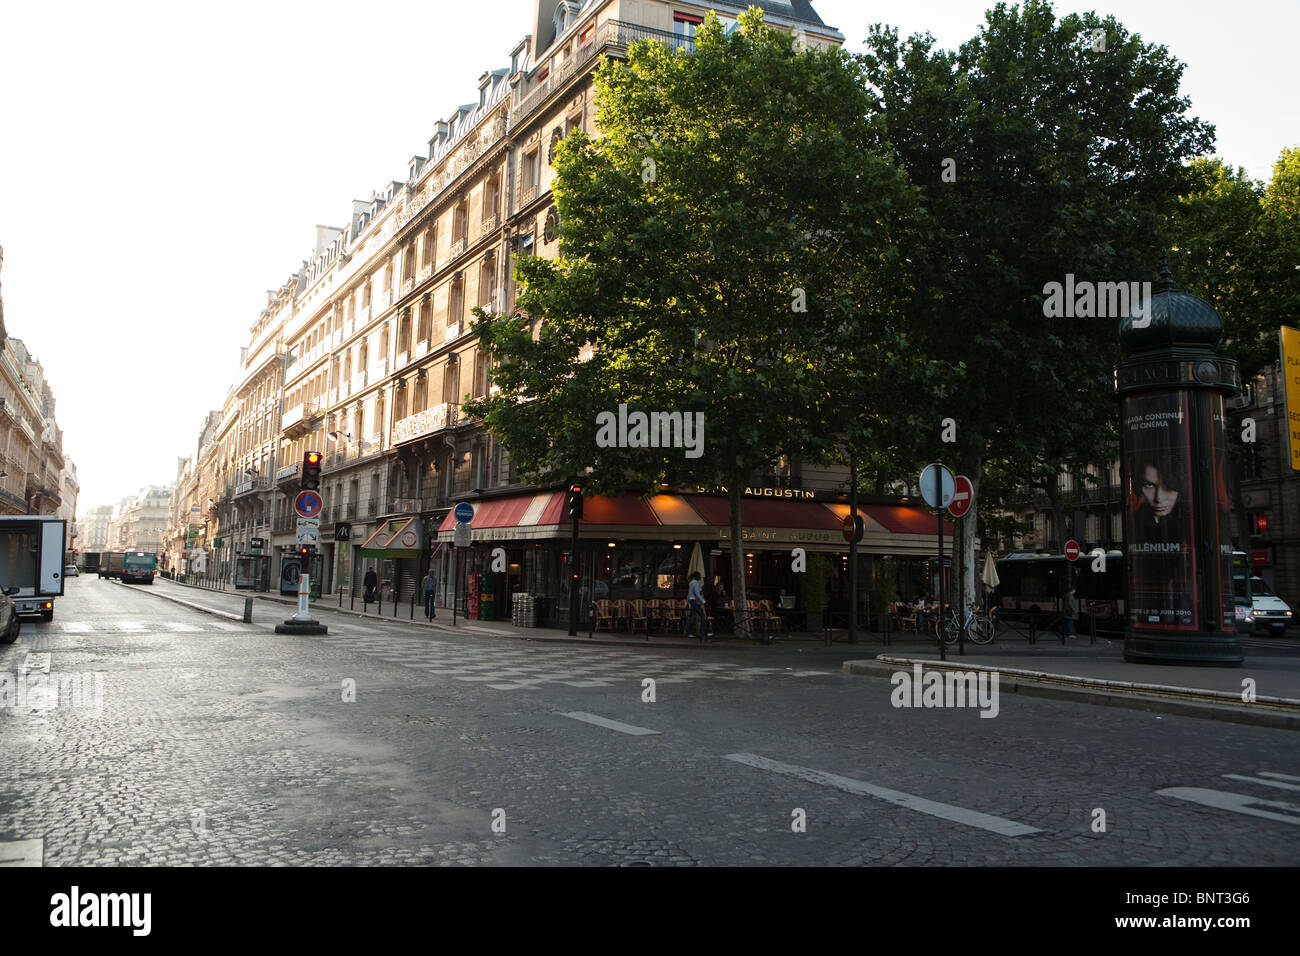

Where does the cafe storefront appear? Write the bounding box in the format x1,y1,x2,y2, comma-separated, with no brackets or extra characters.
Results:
434,489,952,630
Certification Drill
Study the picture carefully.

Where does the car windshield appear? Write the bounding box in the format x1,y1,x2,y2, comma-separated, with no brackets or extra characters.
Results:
1251,578,1277,597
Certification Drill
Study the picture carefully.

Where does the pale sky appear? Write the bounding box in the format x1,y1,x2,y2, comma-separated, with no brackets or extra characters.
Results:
1,0,1294,518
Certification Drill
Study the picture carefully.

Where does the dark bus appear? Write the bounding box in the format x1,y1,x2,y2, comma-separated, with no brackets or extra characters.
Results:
996,549,1251,634
995,550,1126,632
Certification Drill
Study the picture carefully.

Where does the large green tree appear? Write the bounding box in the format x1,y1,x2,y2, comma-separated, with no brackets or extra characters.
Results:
1166,149,1300,541
468,9,925,636
860,0,1216,608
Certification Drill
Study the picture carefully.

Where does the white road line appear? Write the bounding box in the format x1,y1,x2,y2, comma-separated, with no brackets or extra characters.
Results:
164,622,201,633
1222,774,1300,793
60,622,92,633
559,712,661,736
0,838,43,867
724,753,1041,837
1159,787,1300,826
1260,771,1300,783
114,622,146,632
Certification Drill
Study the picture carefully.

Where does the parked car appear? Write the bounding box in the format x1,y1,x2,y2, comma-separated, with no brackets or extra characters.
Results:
0,586,21,644
64,564,79,577
1249,577,1292,635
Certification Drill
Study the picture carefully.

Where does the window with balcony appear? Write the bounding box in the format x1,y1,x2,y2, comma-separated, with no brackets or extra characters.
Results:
398,308,412,354
454,200,469,247
418,294,432,343
449,280,464,329
402,244,415,283
443,359,460,406
472,349,488,398
422,225,436,270
524,150,539,190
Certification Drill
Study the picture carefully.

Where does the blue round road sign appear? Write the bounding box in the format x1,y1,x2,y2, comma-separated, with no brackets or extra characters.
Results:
294,490,323,518
454,502,475,523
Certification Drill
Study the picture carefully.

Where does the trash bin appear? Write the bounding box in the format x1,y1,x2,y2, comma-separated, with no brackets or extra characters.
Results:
480,591,495,621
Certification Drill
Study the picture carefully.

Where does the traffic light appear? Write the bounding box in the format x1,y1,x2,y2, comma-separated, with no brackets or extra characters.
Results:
299,545,316,559
1253,514,1269,535
302,451,322,491
567,484,583,521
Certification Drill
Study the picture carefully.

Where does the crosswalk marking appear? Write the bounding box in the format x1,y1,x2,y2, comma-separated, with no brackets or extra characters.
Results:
561,712,661,736
1222,773,1300,793
319,633,785,691
1159,787,1300,826
724,752,1042,837
114,622,146,632
162,622,201,633
61,622,92,633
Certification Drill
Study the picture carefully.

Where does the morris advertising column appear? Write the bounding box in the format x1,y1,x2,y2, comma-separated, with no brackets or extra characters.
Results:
1115,261,1243,665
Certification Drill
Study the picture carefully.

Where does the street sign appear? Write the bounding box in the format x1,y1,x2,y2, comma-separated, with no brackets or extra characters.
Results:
251,537,265,549
453,523,472,548
948,475,973,517
296,517,320,546
294,490,323,518
454,502,475,523
841,513,864,543
335,523,351,541
1280,327,1300,470
919,463,955,509
1065,539,1081,562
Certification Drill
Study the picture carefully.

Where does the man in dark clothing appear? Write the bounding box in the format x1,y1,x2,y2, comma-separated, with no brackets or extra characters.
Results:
422,569,437,620
363,567,378,608
1064,586,1078,639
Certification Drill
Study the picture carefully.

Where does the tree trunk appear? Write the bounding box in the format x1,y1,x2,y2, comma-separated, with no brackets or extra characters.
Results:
729,482,750,639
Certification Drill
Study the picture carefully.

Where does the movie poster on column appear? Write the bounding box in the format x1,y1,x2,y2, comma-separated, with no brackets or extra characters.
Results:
1211,395,1236,630
1123,391,1196,630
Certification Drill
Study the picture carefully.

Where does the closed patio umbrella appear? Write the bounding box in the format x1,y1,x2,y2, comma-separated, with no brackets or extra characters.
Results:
982,552,1000,589
688,542,705,580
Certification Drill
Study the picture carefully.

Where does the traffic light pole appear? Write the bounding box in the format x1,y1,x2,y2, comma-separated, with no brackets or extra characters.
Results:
276,451,328,635
567,515,580,636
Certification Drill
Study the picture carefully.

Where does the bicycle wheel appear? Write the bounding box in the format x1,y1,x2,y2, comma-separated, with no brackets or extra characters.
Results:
941,616,961,644
968,618,994,645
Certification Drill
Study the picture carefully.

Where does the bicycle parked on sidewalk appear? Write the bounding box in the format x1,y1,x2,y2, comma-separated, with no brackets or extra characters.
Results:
928,602,996,645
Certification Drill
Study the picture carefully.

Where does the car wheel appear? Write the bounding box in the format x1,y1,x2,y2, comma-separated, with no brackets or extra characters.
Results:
0,622,17,644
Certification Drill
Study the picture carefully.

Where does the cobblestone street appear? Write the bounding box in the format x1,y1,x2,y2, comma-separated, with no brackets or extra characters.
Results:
1,578,1297,867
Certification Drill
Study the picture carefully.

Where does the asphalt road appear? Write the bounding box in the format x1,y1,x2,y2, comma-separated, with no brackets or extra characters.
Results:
1,575,1297,866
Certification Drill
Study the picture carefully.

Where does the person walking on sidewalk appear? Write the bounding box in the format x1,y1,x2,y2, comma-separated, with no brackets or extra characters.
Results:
683,571,711,639
1064,585,1078,639
422,569,437,620
363,567,377,608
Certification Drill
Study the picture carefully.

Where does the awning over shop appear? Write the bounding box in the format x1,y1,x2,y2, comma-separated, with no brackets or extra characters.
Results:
433,491,952,555
359,516,425,558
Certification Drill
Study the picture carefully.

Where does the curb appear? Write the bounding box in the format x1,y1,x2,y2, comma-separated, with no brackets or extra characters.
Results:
110,579,247,624
158,579,759,649
842,656,1300,731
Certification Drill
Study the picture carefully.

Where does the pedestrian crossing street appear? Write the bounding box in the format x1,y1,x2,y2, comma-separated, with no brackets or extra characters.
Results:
320,632,788,691
57,620,254,634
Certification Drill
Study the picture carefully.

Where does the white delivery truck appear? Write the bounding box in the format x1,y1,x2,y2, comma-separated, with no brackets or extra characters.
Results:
0,515,67,621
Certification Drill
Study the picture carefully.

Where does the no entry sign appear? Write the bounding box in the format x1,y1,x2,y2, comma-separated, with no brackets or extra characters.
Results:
948,475,973,518
1065,539,1081,562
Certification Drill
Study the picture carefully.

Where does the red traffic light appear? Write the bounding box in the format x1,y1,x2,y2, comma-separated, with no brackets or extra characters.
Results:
1254,514,1269,534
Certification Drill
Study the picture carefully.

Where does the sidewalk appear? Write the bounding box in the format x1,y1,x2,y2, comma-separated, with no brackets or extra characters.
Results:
135,577,1300,729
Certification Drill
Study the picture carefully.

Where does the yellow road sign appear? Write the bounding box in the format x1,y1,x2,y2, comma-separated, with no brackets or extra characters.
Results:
1280,327,1300,470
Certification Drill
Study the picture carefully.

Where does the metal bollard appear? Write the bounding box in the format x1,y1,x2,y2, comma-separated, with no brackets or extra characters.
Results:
243,598,253,624
410,591,415,620
350,582,355,611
